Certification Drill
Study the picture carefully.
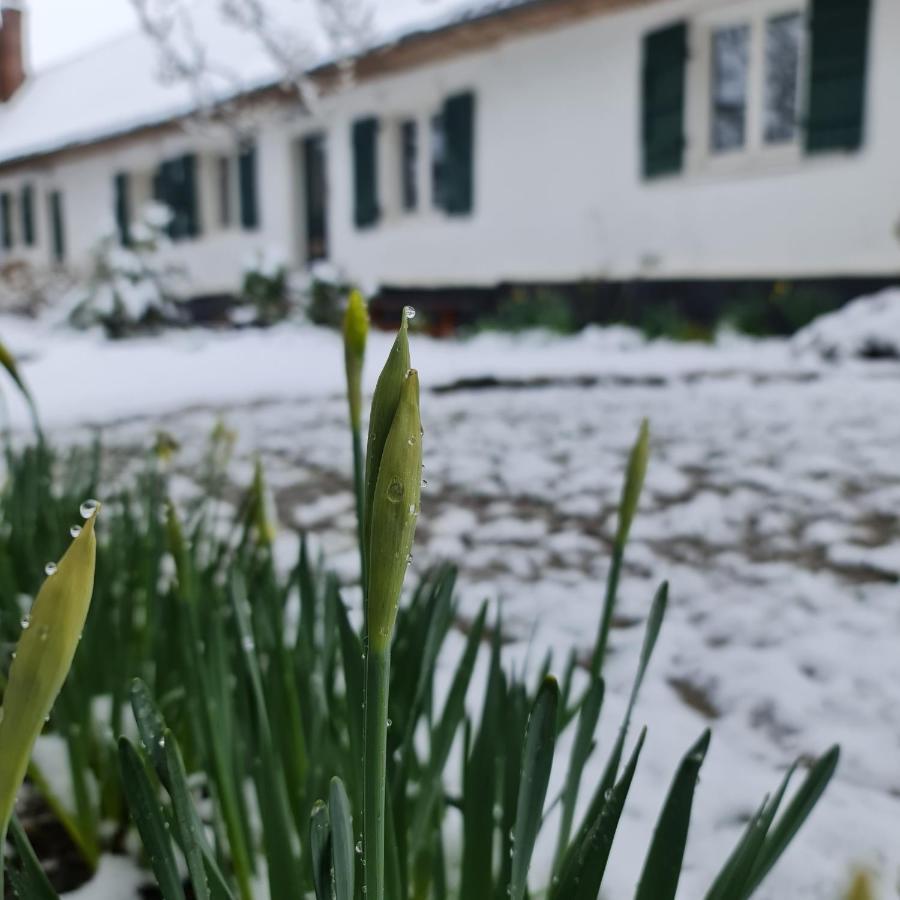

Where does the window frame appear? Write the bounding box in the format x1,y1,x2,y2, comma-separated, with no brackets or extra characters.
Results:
687,0,808,174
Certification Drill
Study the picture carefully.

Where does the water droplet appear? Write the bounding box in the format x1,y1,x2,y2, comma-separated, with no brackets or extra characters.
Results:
44,562,58,576
403,305,416,320
387,480,404,503
79,499,99,519
38,625,49,642
407,435,416,446
407,504,416,515
158,737,166,748
241,636,255,652
355,840,363,855
20,616,30,630
70,524,82,538
386,718,392,728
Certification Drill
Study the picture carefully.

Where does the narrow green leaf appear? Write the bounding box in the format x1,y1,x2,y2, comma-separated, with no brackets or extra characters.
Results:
8,817,59,900
635,729,711,900
329,777,355,900
551,728,646,900
745,745,840,896
510,676,559,900
118,737,186,900
309,801,332,900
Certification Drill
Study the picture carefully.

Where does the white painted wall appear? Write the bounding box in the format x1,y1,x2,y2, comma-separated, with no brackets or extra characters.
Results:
2,0,898,293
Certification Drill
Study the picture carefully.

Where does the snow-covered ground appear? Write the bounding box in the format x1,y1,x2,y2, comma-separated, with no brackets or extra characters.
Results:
2,307,899,898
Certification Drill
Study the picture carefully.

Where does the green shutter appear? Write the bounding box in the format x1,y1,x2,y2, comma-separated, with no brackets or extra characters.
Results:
442,91,474,215
238,143,259,230
0,193,11,249
49,191,65,263
642,22,688,178
114,172,131,246
20,183,35,246
154,155,199,241
352,116,379,229
806,0,871,153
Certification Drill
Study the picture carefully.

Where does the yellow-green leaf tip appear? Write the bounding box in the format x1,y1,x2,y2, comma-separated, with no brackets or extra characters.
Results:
0,504,99,836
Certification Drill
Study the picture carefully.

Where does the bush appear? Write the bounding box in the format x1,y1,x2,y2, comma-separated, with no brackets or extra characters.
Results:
238,249,292,325
481,287,577,334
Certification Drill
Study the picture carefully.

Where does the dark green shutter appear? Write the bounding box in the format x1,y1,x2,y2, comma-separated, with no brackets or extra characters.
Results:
0,193,11,249
238,143,259,229
154,154,199,240
641,22,688,178
114,172,131,246
805,0,871,153
49,191,65,263
352,116,379,228
442,91,474,215
21,184,35,246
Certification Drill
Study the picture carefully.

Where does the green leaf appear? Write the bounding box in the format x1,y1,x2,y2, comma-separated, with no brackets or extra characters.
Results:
635,729,711,900
745,745,840,896
309,800,332,900
7,817,59,900
551,728,646,900
118,737,186,900
510,676,559,900
329,777,355,900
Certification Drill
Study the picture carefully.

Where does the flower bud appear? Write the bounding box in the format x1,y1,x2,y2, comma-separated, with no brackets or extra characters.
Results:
363,314,410,558
366,369,422,650
615,418,649,548
343,289,369,430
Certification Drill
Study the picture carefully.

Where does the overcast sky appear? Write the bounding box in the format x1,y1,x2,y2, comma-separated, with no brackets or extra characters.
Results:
27,0,138,70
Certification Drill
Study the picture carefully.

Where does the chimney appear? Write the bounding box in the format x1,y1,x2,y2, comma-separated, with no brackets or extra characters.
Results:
0,1,26,102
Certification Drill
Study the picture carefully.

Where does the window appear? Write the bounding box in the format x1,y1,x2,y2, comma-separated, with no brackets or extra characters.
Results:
710,24,750,153
400,120,418,211
238,143,259,230
153,154,199,241
20,183,35,246
114,173,131,246
48,191,65,263
303,133,328,261
217,156,233,228
352,117,379,228
764,13,803,144
0,193,12,249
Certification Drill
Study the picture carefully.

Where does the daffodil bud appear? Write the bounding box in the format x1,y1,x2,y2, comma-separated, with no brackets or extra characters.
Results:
845,871,875,900
0,505,99,836
366,369,422,651
615,419,649,548
343,289,369,430
364,312,410,558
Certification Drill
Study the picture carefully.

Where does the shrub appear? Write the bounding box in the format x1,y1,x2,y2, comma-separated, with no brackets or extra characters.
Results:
481,287,577,334
238,249,292,325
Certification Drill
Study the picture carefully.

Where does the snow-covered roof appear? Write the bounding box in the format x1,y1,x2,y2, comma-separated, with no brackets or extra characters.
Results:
0,0,531,167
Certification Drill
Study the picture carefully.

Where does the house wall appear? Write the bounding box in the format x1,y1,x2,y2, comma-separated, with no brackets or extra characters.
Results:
1,0,898,295
314,0,900,287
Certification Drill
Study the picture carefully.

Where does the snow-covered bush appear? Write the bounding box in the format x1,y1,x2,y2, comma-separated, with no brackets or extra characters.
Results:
237,248,292,325
65,203,186,338
793,288,900,360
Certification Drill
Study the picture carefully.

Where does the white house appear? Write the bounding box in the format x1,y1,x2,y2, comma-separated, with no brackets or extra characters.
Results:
0,0,896,307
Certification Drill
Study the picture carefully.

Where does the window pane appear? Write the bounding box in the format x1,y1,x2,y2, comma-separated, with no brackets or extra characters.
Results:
710,24,750,153
764,12,803,144
400,120,418,211
431,113,447,209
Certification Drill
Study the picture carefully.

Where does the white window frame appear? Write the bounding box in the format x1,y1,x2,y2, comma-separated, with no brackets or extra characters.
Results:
687,0,808,176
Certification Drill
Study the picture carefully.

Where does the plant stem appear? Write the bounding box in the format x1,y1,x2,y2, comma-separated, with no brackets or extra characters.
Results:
351,425,367,609
364,644,391,900
590,543,623,679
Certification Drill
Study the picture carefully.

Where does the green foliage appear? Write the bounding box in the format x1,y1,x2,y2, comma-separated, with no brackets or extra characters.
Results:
724,283,845,336
0,323,841,899
240,254,291,325
482,287,577,334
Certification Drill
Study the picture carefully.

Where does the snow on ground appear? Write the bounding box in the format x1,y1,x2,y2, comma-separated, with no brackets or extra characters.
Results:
2,315,899,897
